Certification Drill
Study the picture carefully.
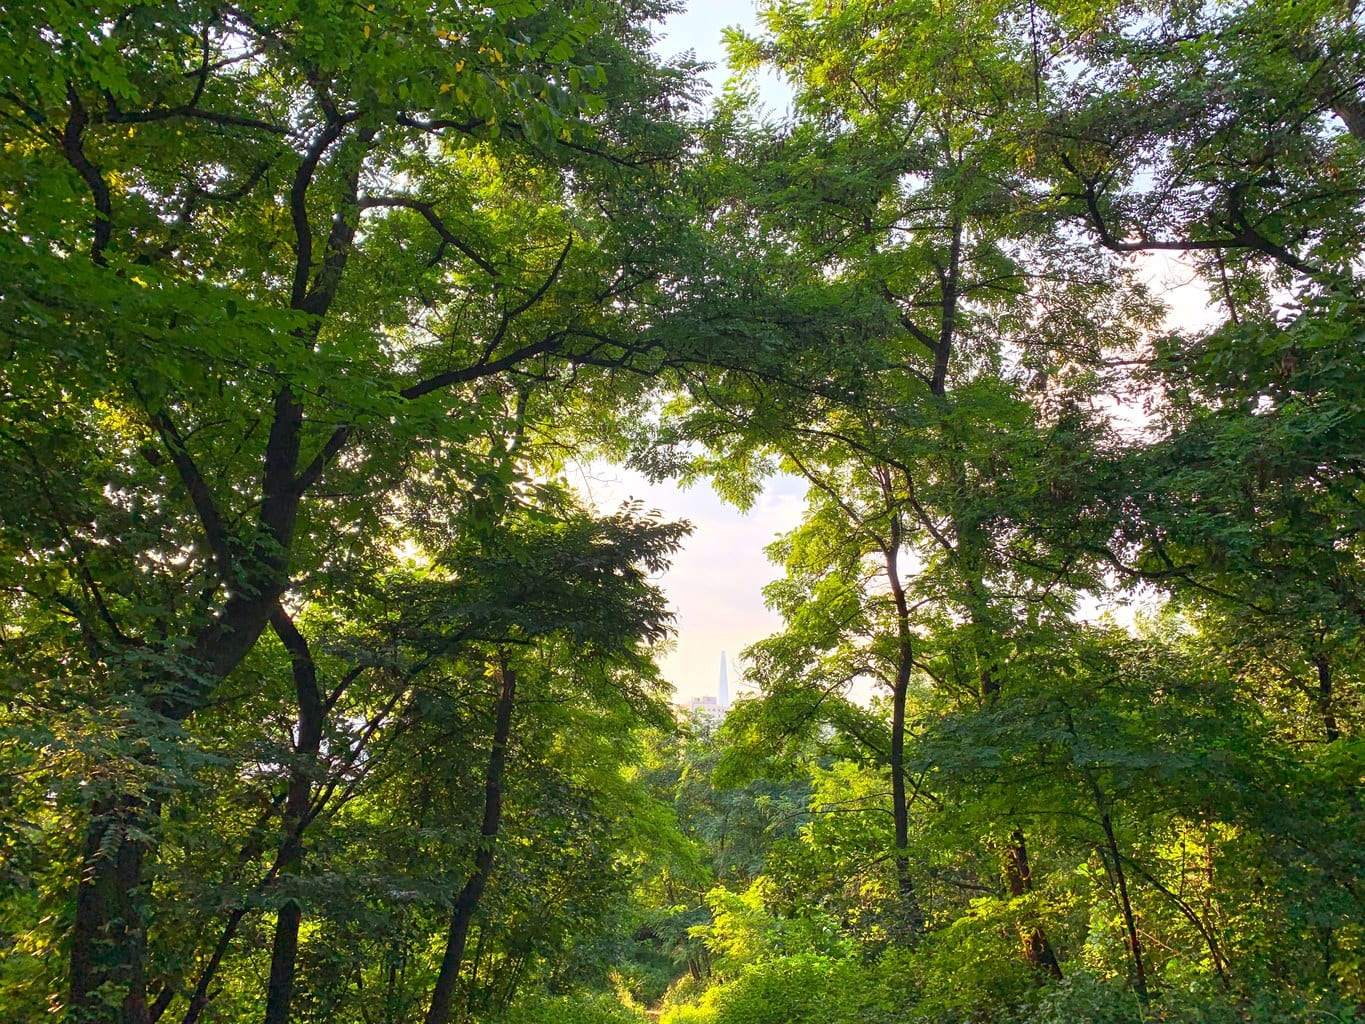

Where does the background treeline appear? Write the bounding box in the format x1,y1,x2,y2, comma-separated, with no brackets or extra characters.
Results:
0,0,1360,1023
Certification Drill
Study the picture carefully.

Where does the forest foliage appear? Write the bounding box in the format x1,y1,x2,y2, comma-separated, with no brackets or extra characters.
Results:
0,0,1361,1022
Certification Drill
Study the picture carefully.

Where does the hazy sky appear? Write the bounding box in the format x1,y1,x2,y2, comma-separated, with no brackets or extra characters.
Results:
574,462,806,703
653,0,751,91
653,0,792,113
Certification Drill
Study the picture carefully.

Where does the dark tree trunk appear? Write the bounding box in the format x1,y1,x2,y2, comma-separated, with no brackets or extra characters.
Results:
929,220,962,398
67,113,366,1014
1069,711,1148,1003
69,435,302,1021
1004,828,1062,980
263,609,325,1024
890,644,919,921
1100,811,1148,1001
69,798,154,1024
1314,653,1340,743
1285,37,1365,142
425,656,517,1024
978,615,1057,978
1333,95,1365,141
882,523,925,939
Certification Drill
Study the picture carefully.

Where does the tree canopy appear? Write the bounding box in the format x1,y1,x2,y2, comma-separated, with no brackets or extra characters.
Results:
1,1,1362,1023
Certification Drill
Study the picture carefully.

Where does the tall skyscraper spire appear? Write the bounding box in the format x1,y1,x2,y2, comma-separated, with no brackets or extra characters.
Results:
718,651,729,708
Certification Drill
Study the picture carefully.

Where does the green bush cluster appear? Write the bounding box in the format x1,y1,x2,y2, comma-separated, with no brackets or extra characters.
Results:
658,953,917,1024
1029,975,1208,1024
657,955,1360,1024
1023,974,1360,1024
497,991,647,1024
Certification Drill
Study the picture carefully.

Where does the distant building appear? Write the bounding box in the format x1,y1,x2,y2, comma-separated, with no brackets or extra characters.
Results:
678,651,732,724
685,693,726,723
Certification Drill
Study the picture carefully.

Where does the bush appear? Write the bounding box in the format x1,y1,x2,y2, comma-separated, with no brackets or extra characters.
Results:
1020,971,1361,1024
655,952,1363,1024
658,953,922,1024
903,900,1039,1021
497,991,646,1024
658,973,709,1015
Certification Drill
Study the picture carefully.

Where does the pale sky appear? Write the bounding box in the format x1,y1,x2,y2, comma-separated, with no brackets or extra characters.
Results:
652,0,748,88
653,0,791,114
574,463,806,703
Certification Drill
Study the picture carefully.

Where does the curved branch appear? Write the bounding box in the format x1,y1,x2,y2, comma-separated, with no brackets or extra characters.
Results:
150,408,235,581
60,87,113,263
401,334,565,400
1058,152,1322,276
359,195,499,277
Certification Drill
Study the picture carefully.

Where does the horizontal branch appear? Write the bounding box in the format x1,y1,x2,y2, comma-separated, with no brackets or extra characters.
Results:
1058,153,1321,276
101,102,286,135
401,334,564,399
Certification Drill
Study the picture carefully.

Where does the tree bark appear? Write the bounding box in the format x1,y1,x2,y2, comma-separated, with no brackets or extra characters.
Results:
67,106,371,1017
1003,828,1063,980
1067,709,1147,1002
425,655,517,1024
69,797,154,1024
1099,811,1148,1001
890,645,918,914
262,609,325,1024
180,906,251,1024
1314,653,1340,743
882,526,925,938
70,411,303,1021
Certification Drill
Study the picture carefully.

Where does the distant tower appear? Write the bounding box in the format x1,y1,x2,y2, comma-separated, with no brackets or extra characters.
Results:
718,652,729,708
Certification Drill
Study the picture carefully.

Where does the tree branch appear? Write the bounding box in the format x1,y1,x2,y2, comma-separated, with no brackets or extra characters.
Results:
401,334,565,400
59,86,113,263
150,408,235,581
359,195,499,277
1058,152,1321,276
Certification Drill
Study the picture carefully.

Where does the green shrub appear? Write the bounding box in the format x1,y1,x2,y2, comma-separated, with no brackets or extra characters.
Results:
1025,974,1158,1024
659,953,922,1024
658,973,710,1015
903,903,1038,1022
658,948,1361,1024
658,1005,715,1024
1020,971,1360,1024
497,991,646,1024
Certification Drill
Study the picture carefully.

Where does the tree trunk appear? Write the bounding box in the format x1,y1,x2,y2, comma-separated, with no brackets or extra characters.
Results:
958,519,1058,976
889,646,921,926
425,655,517,1024
69,798,153,1024
1285,33,1365,143
1099,811,1148,1001
883,530,925,939
263,609,325,1024
180,906,251,1024
70,466,301,1020
1003,828,1062,980
1314,653,1340,743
